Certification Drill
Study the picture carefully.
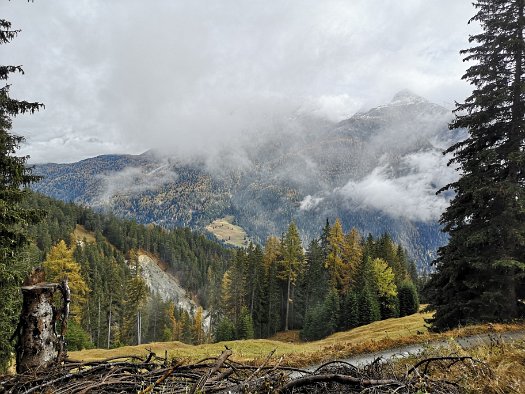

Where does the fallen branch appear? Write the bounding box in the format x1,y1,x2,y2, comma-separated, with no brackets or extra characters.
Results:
0,349,489,393
277,374,401,393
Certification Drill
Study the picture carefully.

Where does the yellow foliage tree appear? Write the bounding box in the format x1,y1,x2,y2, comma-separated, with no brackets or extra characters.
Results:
192,307,205,344
167,301,181,341
372,258,397,298
43,240,89,323
263,236,281,271
220,270,234,319
324,219,348,294
342,227,363,290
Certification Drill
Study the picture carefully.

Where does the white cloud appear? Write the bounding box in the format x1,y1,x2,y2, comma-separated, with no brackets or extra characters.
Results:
2,0,477,163
299,195,324,211
96,165,178,204
338,149,459,222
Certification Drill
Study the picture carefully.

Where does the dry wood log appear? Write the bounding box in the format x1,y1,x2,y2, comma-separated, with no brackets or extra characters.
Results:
277,374,401,393
15,283,60,373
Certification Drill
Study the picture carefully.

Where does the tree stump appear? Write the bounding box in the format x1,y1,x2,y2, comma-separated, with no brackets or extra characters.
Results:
15,283,61,373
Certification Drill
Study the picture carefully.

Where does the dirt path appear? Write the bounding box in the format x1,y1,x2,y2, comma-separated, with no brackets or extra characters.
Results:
306,330,525,371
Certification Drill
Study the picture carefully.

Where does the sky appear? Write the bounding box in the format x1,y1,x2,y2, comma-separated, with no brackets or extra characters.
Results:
2,0,477,164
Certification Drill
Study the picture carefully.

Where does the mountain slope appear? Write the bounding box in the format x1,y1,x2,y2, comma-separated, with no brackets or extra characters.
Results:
33,91,462,269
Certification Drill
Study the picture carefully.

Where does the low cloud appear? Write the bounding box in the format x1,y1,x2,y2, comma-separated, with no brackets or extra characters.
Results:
5,0,477,164
96,164,178,203
299,195,324,211
338,149,459,222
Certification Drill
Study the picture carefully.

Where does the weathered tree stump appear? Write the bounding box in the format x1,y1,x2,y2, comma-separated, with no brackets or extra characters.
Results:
14,282,69,373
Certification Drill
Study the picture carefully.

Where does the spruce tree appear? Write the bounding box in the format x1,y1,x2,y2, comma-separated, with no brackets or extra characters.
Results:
398,281,419,317
358,285,381,325
279,222,304,331
0,18,44,372
340,291,359,329
427,0,525,329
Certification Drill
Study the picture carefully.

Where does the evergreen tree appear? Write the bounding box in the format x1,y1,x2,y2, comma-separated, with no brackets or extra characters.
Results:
65,321,93,351
278,222,304,331
322,288,340,335
358,285,381,325
262,236,281,337
237,306,255,340
0,17,44,372
340,291,359,330
320,218,331,259
300,288,340,340
427,0,525,329
296,239,328,327
121,275,148,344
398,281,420,317
215,317,235,342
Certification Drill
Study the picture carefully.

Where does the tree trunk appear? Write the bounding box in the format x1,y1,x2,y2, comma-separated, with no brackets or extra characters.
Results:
285,272,291,331
16,283,60,373
107,295,112,349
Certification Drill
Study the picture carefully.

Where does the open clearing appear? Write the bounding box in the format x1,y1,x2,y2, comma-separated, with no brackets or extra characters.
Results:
205,216,250,248
73,224,97,244
69,311,525,368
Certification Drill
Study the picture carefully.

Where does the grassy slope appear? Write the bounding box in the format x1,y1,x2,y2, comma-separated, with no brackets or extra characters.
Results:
205,216,250,248
69,311,524,367
73,224,97,244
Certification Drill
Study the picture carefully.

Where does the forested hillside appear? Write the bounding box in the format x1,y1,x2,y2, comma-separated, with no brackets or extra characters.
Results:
24,193,233,349
213,220,419,342
23,193,419,351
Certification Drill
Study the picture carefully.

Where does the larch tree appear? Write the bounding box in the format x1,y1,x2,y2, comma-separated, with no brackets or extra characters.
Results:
192,307,205,345
0,17,44,372
427,0,525,330
371,258,398,318
43,240,90,323
342,227,363,290
324,219,348,294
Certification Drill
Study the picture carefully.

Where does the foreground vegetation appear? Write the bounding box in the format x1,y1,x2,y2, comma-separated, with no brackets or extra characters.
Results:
70,311,524,368
4,322,523,393
392,335,525,393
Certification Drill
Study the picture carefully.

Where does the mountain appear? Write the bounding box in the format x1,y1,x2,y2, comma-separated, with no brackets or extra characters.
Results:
32,91,463,270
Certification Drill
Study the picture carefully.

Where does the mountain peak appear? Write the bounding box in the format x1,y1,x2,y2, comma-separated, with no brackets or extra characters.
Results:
390,89,427,105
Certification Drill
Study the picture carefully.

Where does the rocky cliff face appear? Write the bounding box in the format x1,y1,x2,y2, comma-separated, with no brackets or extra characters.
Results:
138,254,210,328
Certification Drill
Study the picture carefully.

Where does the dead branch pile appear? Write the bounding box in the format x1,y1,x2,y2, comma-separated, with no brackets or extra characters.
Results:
0,349,490,393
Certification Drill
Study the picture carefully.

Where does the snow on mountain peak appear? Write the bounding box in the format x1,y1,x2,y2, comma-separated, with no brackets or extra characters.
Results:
390,89,428,105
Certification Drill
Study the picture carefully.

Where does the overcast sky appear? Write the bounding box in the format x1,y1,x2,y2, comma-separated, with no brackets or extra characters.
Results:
2,0,477,164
